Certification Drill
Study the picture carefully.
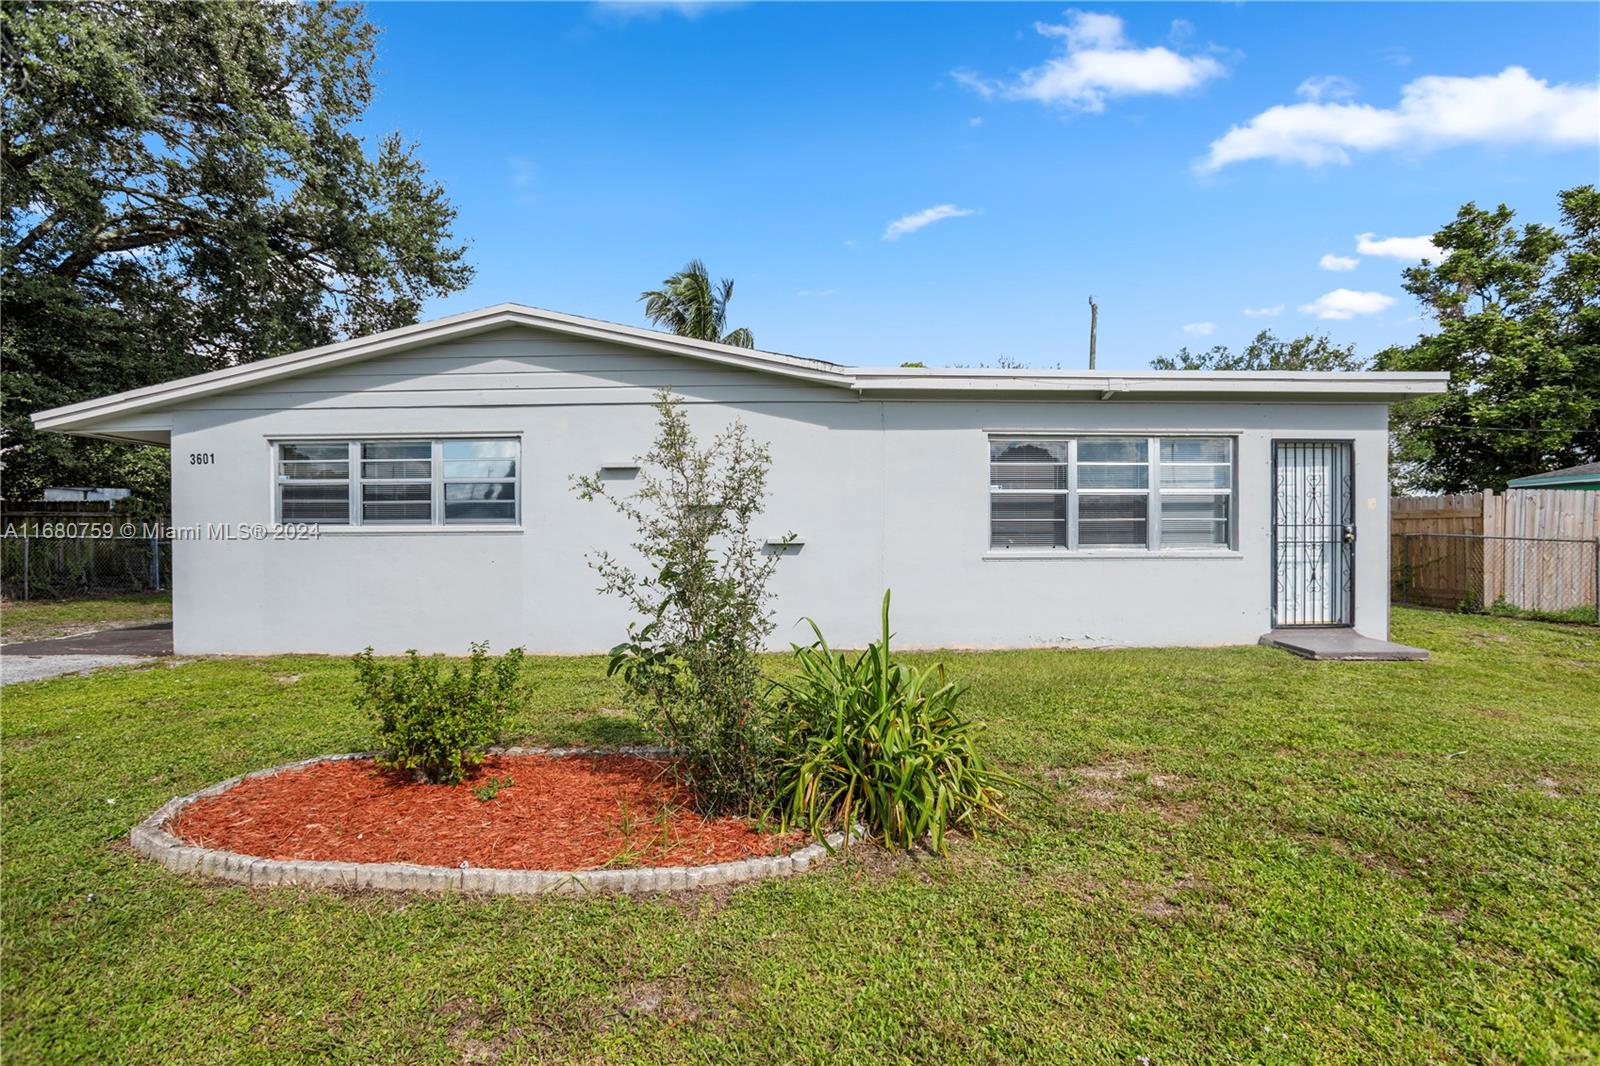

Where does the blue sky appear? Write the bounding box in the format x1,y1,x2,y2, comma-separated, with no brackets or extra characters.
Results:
361,2,1600,370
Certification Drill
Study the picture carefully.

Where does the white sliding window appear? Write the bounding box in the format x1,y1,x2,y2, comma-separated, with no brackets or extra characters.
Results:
274,438,520,527
277,443,351,524
989,435,1234,551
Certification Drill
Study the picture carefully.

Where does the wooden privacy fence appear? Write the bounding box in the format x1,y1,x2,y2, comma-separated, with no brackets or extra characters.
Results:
1392,490,1600,619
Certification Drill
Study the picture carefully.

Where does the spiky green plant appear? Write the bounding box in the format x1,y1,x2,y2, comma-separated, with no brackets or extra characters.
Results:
771,592,1011,853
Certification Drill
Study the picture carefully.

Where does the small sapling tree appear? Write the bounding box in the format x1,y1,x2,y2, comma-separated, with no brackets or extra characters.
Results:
574,390,792,813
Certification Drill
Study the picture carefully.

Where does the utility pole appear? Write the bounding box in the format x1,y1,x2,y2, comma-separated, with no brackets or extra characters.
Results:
1087,296,1098,370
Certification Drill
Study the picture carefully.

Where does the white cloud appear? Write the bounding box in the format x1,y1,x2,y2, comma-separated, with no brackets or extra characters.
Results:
1182,321,1216,336
1243,305,1284,317
1319,253,1360,271
796,288,836,298
1200,66,1600,172
882,204,976,241
507,156,537,189
590,1,736,22
1299,289,1395,320
967,116,985,127
1297,75,1358,103
954,10,1225,113
1356,232,1444,261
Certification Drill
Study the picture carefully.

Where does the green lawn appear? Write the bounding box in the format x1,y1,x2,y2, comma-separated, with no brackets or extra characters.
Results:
3,608,1597,1063
0,591,171,644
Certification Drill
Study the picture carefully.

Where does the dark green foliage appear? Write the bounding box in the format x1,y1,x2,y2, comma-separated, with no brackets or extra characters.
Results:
638,259,755,347
1377,185,1600,492
2,1,473,501
1152,329,1366,371
772,593,1011,853
575,392,789,813
351,643,525,785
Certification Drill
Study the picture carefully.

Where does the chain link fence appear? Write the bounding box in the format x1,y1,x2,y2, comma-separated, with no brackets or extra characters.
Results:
1392,532,1600,624
1,534,170,600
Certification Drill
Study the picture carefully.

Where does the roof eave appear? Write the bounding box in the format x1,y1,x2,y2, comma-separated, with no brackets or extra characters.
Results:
850,372,1449,400
30,304,857,434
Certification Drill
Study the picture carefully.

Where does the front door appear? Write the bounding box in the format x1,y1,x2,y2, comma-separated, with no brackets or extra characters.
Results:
1273,441,1355,626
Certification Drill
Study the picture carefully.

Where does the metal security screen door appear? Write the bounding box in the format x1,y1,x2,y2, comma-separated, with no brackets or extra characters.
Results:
1273,441,1355,626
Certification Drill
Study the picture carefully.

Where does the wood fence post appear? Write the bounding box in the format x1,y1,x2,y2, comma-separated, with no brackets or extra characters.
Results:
1401,533,1411,605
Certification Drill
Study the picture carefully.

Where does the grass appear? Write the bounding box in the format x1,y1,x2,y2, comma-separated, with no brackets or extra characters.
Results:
1485,600,1600,626
0,591,171,643
3,608,1597,1063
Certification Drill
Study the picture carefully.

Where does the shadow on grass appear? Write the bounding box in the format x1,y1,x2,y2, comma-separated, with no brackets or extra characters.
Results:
549,712,653,748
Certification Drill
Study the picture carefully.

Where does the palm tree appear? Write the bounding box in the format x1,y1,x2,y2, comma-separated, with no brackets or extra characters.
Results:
638,259,755,348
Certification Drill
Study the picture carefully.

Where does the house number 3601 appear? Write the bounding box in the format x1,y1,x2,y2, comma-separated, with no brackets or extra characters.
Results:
188,452,216,465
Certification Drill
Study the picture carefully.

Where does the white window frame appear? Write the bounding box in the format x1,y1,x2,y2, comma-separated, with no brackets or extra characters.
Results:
989,434,1235,553
273,436,522,529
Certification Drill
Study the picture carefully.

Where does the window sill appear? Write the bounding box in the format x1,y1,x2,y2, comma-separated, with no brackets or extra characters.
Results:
983,548,1242,560
296,525,524,536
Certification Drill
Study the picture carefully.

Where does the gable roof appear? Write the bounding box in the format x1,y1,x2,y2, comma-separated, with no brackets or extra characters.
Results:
32,302,1449,443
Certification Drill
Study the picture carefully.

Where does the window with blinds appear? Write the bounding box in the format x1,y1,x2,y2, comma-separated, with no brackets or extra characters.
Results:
277,443,351,524
275,439,520,527
361,442,433,523
990,436,1233,551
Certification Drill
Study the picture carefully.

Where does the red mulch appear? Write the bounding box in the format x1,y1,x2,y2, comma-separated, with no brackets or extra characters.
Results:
169,754,802,870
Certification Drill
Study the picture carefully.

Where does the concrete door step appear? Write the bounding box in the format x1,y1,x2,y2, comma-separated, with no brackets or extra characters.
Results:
1259,628,1428,661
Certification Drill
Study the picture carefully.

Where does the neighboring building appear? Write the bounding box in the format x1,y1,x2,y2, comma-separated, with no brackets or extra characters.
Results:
32,304,1447,655
1507,462,1600,491
41,487,132,503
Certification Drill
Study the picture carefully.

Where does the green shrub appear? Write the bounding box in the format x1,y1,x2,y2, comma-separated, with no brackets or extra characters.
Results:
351,642,525,784
772,592,1011,853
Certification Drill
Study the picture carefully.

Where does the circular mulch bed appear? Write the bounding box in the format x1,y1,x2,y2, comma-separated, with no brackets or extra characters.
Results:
168,752,802,871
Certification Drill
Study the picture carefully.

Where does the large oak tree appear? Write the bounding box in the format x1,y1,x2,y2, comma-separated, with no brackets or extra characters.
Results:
2,1,473,501
1377,186,1600,493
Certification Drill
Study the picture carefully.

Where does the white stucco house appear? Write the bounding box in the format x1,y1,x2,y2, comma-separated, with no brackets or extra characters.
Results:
33,304,1447,655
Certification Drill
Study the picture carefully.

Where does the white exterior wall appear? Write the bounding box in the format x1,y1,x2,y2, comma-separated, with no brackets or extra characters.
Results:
164,327,1393,655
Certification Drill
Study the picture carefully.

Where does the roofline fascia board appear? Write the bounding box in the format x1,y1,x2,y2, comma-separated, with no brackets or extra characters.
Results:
850,373,1448,397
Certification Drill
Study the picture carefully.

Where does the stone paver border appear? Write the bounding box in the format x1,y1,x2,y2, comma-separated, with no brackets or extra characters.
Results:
129,747,848,895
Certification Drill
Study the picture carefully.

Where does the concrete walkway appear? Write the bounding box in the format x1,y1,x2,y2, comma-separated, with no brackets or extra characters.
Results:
1,622,173,684
1260,628,1429,661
